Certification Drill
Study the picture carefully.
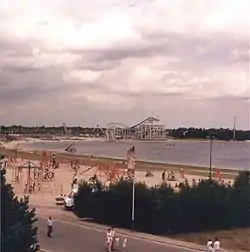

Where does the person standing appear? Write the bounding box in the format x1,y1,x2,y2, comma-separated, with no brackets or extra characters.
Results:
208,243,215,252
161,171,166,183
106,228,112,252
214,237,220,251
52,154,56,168
47,216,53,238
122,237,127,252
206,239,213,251
110,226,115,250
115,236,120,247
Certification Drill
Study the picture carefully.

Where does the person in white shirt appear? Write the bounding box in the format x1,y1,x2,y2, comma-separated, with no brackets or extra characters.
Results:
106,228,111,240
123,237,127,252
207,239,213,251
110,227,115,250
47,216,53,238
110,227,115,238
106,229,112,252
208,243,215,252
214,237,220,251
115,236,120,247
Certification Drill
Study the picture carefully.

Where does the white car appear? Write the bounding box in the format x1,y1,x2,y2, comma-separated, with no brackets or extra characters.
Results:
64,187,78,209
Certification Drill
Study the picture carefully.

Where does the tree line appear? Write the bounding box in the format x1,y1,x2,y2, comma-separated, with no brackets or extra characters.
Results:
0,125,104,136
1,125,250,140
167,128,250,141
74,171,250,235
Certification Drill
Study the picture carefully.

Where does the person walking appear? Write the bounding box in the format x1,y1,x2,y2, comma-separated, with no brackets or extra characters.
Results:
110,226,115,250
122,237,127,252
206,239,215,252
206,239,212,250
106,228,112,252
208,243,215,252
115,235,120,248
47,216,53,238
214,237,220,251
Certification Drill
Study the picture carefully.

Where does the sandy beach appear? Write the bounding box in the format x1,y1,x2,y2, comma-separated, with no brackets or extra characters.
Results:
3,153,234,204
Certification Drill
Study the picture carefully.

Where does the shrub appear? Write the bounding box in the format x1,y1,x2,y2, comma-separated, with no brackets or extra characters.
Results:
74,171,250,234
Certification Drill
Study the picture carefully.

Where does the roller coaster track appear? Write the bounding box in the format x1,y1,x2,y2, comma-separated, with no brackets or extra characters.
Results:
107,123,129,129
105,129,115,141
105,123,129,141
130,116,159,129
105,117,161,141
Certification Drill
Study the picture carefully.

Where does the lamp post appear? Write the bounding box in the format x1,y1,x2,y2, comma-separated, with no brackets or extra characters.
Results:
233,116,236,140
131,173,135,231
127,146,136,231
209,136,214,179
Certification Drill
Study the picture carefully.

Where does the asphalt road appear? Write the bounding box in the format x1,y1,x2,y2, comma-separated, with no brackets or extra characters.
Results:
37,217,201,252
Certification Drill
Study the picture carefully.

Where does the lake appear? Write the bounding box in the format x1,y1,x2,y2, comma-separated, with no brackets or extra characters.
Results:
19,139,250,170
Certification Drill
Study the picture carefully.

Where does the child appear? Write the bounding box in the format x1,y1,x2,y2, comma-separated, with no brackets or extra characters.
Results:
122,236,127,251
115,236,120,247
106,229,112,252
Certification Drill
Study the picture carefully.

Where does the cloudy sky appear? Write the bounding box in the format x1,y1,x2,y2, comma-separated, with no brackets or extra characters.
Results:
0,0,249,129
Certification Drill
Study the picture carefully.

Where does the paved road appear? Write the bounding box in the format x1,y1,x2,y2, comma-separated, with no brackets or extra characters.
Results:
37,217,201,252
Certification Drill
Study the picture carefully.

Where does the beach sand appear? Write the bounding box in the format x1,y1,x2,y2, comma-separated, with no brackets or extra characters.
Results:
1,138,235,206
3,154,233,200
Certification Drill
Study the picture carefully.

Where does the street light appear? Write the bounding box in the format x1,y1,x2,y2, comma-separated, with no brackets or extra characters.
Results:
208,135,215,179
127,146,136,231
131,173,135,231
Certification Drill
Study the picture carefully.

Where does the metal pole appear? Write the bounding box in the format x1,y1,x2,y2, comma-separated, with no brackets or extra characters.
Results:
131,175,135,230
129,146,136,231
233,116,236,140
28,161,31,190
209,137,213,179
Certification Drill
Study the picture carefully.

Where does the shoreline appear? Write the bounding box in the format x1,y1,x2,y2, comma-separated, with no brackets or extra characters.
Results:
3,137,246,171
0,142,239,178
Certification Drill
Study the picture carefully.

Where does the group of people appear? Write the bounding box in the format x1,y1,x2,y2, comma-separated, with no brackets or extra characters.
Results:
24,181,41,194
161,170,176,182
43,167,55,180
207,237,220,251
106,227,127,252
46,216,222,252
46,217,127,251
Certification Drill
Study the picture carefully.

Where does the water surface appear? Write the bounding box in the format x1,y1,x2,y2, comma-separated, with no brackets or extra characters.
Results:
20,140,250,170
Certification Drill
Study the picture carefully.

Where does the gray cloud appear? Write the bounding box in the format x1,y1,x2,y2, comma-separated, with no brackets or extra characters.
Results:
0,0,249,128
73,58,121,72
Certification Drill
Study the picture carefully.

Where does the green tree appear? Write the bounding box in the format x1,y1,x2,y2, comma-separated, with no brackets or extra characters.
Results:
1,169,38,252
74,172,250,235
232,171,250,227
